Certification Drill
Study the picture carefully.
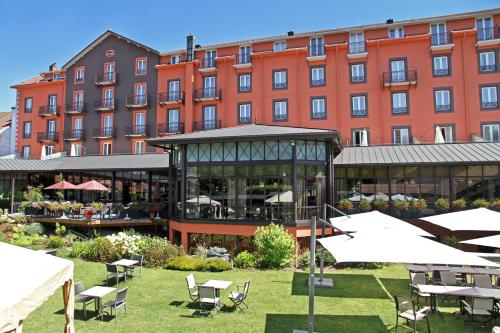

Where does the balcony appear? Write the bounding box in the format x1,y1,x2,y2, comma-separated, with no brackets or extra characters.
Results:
347,41,367,59
37,131,59,143
307,44,326,62
124,125,150,137
126,94,149,108
193,88,222,102
383,70,417,87
158,91,185,105
192,119,221,131
64,102,86,115
199,58,216,72
476,26,500,46
92,127,116,139
94,98,116,112
64,129,86,141
95,72,117,86
430,32,454,51
233,54,252,69
157,122,184,135
38,105,60,117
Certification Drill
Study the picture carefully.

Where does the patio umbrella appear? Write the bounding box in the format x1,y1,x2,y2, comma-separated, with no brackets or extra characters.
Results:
347,194,371,202
45,180,77,190
390,193,416,201
360,129,368,147
40,145,46,159
366,193,389,202
186,195,221,206
70,144,76,157
434,126,445,144
75,180,109,191
265,191,293,204
460,234,500,248
420,208,500,232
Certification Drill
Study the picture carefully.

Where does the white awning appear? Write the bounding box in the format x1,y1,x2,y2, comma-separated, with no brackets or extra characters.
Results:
420,208,500,231
0,243,74,333
330,211,434,237
317,231,499,267
461,234,500,248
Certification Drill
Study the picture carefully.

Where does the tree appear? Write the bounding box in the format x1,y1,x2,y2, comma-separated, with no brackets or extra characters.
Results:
254,223,295,269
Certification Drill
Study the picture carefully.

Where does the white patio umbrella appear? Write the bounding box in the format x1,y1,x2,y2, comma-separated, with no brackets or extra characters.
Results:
70,144,76,157
347,194,371,202
360,129,368,147
460,234,500,248
420,208,500,232
40,145,46,159
390,193,416,201
366,193,390,202
318,231,499,267
330,211,434,237
265,191,293,203
434,126,445,144
186,195,221,206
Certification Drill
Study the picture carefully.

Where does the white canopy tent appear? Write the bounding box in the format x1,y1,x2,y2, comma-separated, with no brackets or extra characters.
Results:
420,208,500,231
265,191,293,204
461,234,500,248
186,195,221,206
0,243,74,333
330,211,434,237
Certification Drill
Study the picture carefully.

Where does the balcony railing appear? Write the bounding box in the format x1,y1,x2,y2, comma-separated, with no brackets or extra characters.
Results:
477,26,500,41
351,75,365,83
95,72,117,85
433,68,449,76
193,88,222,101
392,106,408,114
431,32,453,46
239,116,251,124
94,98,116,111
38,105,60,116
124,125,150,137
273,113,288,121
235,54,252,65
193,119,221,131
37,131,59,143
383,70,417,85
239,84,251,92
92,127,116,138
436,104,451,112
158,91,185,104
481,101,499,109
157,122,184,134
311,78,326,86
201,58,216,69
64,129,86,141
309,43,325,57
479,64,497,72
64,102,86,114
125,94,149,108
348,41,366,54
352,109,367,117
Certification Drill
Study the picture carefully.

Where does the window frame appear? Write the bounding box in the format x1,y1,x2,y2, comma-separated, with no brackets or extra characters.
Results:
388,27,405,39
391,91,409,115
23,121,32,139
272,69,288,90
237,102,252,124
433,87,454,113
478,49,498,73
351,128,369,147
74,66,85,84
102,142,112,156
350,93,368,118
273,40,287,52
349,62,366,84
237,73,252,93
21,145,31,159
24,97,33,113
309,65,326,87
134,140,145,154
479,84,499,110
392,126,411,145
432,54,451,77
135,57,148,76
481,122,500,142
434,123,455,143
272,99,288,122
310,96,327,120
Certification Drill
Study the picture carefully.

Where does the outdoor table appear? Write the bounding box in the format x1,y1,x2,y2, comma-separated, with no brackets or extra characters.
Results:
201,280,232,297
112,259,139,277
80,286,116,319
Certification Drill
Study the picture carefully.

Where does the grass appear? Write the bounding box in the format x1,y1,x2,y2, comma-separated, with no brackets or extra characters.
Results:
23,251,499,333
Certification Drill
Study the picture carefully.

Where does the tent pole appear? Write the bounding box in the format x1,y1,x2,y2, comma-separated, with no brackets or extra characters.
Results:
319,204,326,282
308,216,316,333
10,176,15,214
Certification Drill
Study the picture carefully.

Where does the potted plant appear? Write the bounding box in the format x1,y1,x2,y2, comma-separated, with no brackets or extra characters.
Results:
393,199,410,213
338,199,354,212
83,208,95,221
490,199,500,211
434,198,450,212
451,198,467,211
47,201,60,217
359,199,372,212
91,202,104,218
412,199,427,216
111,202,123,216
70,202,83,217
471,198,490,209
373,198,389,212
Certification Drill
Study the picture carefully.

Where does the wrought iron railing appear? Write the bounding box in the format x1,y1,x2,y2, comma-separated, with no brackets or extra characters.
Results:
38,105,60,116
64,129,86,140
157,122,184,134
192,119,221,131
309,43,325,57
383,70,417,84
126,94,149,107
93,127,116,138
431,31,452,46
95,71,117,84
348,41,365,54
193,88,222,100
37,131,59,142
64,102,86,114
125,125,150,136
158,91,184,103
94,98,116,110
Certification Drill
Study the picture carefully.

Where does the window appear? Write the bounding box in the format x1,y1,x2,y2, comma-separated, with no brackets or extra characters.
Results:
104,62,115,81
390,59,407,82
310,66,325,86
47,119,56,134
168,80,181,100
273,69,287,89
203,105,217,129
350,63,365,83
273,100,288,121
168,109,180,132
239,46,251,64
435,89,452,112
433,55,450,76
135,112,145,135
24,97,32,113
430,23,447,45
351,94,367,117
238,74,251,92
481,86,498,109
204,50,216,68
351,129,367,146
392,92,408,114
203,76,216,97
389,27,404,39
135,141,145,154
22,146,31,159
479,51,496,72
102,143,112,155
103,88,114,108
23,121,31,138
48,95,57,113
45,145,56,155
74,67,85,83
310,36,324,56
437,125,454,143
311,97,326,119
72,118,82,139
74,91,84,110
238,103,252,123
274,40,286,52
72,144,83,156
483,123,500,142
393,127,410,145
349,32,365,53
170,55,181,64
135,84,147,104
476,17,494,41
103,115,113,136
136,57,147,75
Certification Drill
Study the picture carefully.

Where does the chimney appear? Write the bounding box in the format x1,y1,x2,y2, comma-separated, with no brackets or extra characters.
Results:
287,31,294,37
49,63,58,72
386,19,394,24
186,34,194,62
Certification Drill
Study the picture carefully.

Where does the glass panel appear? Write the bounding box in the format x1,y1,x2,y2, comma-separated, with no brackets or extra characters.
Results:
467,165,482,177
279,141,293,160
484,165,498,177
296,140,306,160
306,141,316,160
238,142,251,161
198,143,210,162
316,142,326,161
187,144,198,162
211,143,223,161
265,141,279,160
223,142,236,161
251,141,264,160
186,166,198,177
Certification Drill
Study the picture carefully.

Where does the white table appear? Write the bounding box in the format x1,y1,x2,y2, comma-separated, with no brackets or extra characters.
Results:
202,280,232,297
80,286,116,319
112,259,138,268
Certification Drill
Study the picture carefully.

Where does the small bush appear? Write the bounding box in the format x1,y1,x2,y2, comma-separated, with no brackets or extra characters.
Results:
193,245,208,259
412,199,427,212
297,250,310,270
434,198,450,212
55,223,66,236
234,251,256,269
316,250,336,266
451,198,467,211
471,198,490,209
30,234,46,245
81,237,119,262
11,235,33,247
24,223,44,236
48,235,64,248
254,223,295,269
393,199,410,211
358,262,384,269
139,237,185,268
208,246,229,259
69,241,90,258
491,199,500,211
359,199,372,212
337,199,353,212
373,199,389,212
204,258,232,272
442,236,462,249
165,256,205,271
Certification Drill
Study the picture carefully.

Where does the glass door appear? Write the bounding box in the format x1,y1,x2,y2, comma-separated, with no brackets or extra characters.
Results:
203,76,216,98
349,32,364,53
168,80,180,101
105,63,115,81
430,23,446,45
104,89,114,108
476,18,493,40
104,115,113,136
203,106,216,130
73,118,82,139
48,95,57,113
391,60,406,82
135,85,146,104
135,112,145,135
47,120,56,140
168,109,180,132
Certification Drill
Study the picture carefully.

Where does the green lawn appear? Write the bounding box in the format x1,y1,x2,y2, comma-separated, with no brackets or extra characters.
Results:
23,251,498,333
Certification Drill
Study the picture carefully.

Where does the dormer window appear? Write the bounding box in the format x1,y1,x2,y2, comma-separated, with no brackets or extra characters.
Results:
388,27,404,39
136,57,147,75
75,67,85,84
171,55,181,65
273,41,286,52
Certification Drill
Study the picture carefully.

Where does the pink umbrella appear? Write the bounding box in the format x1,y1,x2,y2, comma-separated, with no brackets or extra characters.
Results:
45,180,77,190
75,180,109,191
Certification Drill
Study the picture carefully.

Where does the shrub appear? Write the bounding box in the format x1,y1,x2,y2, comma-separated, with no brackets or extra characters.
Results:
204,258,232,272
80,237,119,262
491,199,500,211
138,236,185,268
471,198,490,209
69,241,90,258
297,250,310,270
71,202,83,213
393,199,410,211
358,262,384,269
165,256,205,271
337,199,353,212
55,191,64,201
451,198,467,211
412,199,427,212
373,199,389,212
23,185,44,203
316,250,336,266
234,251,256,269
47,201,60,213
254,223,295,269
11,235,33,247
106,232,141,256
208,246,229,260
48,235,64,248
193,245,208,259
434,198,450,212
55,223,66,236
91,202,104,213
359,199,372,212
442,236,462,249
24,223,44,236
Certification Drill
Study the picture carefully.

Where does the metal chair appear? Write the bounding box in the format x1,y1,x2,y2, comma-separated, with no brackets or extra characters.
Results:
126,254,144,277
186,273,199,302
474,274,493,289
74,281,96,318
394,295,431,333
461,297,495,325
106,263,126,285
102,287,128,322
228,280,250,313
198,286,220,316
409,272,430,307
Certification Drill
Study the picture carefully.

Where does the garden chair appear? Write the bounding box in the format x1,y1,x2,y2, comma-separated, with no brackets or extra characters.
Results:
394,295,431,333
436,270,461,304
106,263,126,285
126,254,144,278
102,287,128,322
474,274,493,289
461,297,495,325
74,281,96,318
228,280,250,313
198,286,220,316
409,272,430,307
186,273,199,302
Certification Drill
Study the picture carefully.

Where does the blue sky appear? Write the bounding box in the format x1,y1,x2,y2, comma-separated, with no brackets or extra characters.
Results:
0,0,498,111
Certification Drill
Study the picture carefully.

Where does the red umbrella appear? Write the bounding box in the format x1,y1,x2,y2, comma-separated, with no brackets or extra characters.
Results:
45,180,77,190
75,180,109,191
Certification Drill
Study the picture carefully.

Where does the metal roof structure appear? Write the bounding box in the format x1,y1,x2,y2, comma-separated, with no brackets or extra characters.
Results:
334,143,500,165
0,158,62,172
148,124,340,146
